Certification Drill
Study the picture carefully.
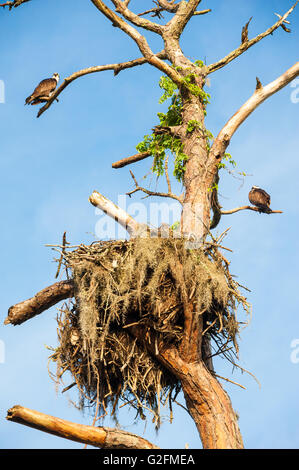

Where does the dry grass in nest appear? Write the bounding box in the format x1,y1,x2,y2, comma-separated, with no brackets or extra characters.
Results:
48,237,251,428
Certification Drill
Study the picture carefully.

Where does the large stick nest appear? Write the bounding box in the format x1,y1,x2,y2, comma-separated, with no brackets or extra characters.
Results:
49,237,250,427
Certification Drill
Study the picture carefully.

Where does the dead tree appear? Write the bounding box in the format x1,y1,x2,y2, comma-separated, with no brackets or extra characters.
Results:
3,0,299,450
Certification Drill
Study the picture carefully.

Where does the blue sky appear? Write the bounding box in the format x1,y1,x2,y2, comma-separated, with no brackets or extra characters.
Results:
0,0,298,449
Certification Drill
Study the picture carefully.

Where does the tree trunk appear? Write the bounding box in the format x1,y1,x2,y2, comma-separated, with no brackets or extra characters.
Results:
180,362,243,449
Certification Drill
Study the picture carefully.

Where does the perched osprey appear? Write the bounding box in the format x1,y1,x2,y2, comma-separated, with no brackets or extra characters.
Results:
25,73,60,106
248,186,272,213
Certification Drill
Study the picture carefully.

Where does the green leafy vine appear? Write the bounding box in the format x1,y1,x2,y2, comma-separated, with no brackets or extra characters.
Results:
136,75,188,182
136,65,211,183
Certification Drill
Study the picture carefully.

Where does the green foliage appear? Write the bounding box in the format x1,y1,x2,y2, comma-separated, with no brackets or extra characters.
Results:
136,70,211,182
205,129,214,151
186,119,201,134
182,73,211,107
207,182,218,193
158,76,178,104
217,152,237,171
194,59,205,68
170,221,180,231
214,152,249,192
136,75,189,182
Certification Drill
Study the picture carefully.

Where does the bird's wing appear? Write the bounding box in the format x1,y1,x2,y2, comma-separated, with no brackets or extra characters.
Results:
31,78,57,98
259,189,271,205
248,190,257,205
249,189,271,208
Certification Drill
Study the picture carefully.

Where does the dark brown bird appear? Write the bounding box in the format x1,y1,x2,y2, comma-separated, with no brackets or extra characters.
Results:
25,73,59,105
241,16,253,44
248,186,272,213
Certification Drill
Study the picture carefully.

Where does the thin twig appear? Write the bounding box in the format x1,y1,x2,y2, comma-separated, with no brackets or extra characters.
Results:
127,170,183,203
213,373,246,390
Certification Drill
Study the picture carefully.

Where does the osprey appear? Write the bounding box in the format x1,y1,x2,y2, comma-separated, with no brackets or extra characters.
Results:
25,73,59,106
248,186,272,213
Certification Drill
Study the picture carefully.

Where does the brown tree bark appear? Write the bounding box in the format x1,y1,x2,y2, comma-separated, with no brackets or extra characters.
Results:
128,303,243,449
4,280,74,326
6,406,158,449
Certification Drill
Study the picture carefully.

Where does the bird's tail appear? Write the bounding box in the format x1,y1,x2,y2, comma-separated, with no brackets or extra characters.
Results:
259,205,272,214
25,95,33,105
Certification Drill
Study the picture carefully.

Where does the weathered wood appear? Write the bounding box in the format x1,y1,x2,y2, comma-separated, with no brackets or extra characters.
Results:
89,190,141,236
210,62,299,160
180,363,243,449
4,280,74,326
6,405,158,449
128,323,243,449
112,151,151,169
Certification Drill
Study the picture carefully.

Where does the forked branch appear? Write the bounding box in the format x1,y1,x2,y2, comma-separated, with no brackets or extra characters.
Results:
138,0,211,19
111,0,163,34
211,61,299,159
166,0,203,37
207,0,299,74
90,0,182,84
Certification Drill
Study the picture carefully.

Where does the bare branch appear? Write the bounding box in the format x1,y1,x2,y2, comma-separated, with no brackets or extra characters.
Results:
138,4,165,19
6,405,158,449
127,170,183,203
157,0,179,13
210,61,299,159
152,124,184,138
89,190,142,236
138,1,210,19
0,0,30,9
194,9,211,16
4,280,74,326
221,206,283,215
37,52,167,118
166,0,202,37
274,12,291,24
207,0,299,74
90,0,181,85
111,0,163,34
112,151,152,169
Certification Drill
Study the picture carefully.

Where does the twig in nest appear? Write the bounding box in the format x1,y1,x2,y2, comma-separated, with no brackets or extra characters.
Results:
55,232,69,279
213,373,246,390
